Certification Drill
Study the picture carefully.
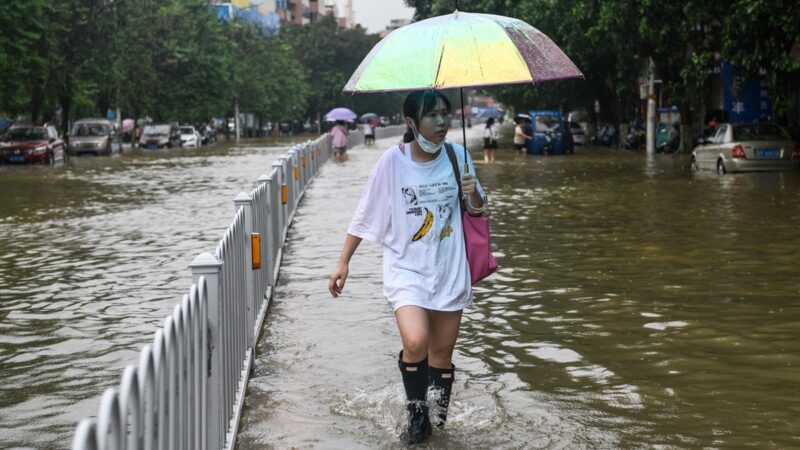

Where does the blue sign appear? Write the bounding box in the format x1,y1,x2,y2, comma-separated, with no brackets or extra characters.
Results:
106,110,116,120
721,61,772,123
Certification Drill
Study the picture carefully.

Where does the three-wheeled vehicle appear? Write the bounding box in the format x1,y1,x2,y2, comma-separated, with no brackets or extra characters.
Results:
526,110,568,155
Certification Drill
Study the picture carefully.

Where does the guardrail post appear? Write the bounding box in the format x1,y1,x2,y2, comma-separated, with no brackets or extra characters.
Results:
189,253,223,450
288,149,298,210
256,174,275,291
233,193,256,366
271,159,286,247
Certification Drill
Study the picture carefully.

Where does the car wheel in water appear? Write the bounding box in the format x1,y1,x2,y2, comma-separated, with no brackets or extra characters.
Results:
717,159,726,175
690,157,699,172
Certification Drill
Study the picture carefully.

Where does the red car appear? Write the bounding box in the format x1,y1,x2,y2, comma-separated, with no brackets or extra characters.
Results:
0,124,65,164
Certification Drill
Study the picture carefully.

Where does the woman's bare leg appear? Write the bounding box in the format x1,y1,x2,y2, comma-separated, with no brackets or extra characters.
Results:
395,305,430,362
428,309,462,369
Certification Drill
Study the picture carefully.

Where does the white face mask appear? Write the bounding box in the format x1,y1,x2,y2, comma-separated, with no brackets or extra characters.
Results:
408,120,442,154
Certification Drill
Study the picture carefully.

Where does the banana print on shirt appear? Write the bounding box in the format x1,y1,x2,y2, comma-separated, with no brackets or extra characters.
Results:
403,181,457,243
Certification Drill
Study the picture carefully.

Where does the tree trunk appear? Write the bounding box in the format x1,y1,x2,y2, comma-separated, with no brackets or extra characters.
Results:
677,100,693,153
586,100,598,141
60,94,72,138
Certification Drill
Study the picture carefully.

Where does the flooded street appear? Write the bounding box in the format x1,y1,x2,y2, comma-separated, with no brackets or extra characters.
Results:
2,129,800,448
237,131,800,449
0,139,305,448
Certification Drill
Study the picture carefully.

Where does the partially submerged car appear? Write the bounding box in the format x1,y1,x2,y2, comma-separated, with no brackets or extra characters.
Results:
139,123,181,149
691,123,800,174
0,124,65,164
179,126,200,148
68,118,122,156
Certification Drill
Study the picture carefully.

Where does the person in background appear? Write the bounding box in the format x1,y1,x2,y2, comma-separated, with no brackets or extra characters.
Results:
330,120,349,160
482,117,499,163
514,118,532,155
363,120,375,147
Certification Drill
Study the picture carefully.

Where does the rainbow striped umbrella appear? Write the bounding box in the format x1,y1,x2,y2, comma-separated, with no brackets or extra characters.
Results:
343,11,581,166
343,11,582,93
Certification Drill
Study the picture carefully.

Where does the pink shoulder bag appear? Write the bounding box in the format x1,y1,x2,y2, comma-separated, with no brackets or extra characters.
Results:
444,144,498,285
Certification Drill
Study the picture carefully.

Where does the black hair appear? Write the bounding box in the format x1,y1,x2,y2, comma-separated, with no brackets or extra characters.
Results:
402,90,452,143
485,117,495,128
335,120,345,126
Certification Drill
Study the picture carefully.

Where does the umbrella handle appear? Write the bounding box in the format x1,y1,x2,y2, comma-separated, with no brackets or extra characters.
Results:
459,87,469,174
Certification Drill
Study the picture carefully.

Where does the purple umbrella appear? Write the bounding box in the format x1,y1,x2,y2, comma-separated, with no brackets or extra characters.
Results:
324,107,357,122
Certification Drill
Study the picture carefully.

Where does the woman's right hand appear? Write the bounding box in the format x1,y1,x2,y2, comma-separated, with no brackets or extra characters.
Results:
328,262,349,297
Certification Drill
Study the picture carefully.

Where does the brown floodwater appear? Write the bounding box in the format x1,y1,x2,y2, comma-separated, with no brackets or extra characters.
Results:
236,130,800,449
0,138,307,448
1,128,799,449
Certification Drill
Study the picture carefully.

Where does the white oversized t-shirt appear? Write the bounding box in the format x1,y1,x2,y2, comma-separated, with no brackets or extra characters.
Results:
347,141,485,311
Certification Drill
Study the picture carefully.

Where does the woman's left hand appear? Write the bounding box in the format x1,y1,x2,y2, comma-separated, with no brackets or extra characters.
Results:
461,174,477,196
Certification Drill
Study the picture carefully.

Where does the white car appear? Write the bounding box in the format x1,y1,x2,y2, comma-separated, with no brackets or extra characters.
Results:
569,121,586,145
179,126,201,148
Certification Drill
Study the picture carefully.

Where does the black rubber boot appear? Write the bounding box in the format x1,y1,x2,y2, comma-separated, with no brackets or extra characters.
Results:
398,351,432,445
428,364,455,428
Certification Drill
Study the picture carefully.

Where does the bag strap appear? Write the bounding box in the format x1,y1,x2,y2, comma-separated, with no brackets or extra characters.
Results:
444,143,467,212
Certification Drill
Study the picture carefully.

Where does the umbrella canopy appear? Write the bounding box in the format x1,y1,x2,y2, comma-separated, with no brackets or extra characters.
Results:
343,11,582,93
122,119,135,133
514,113,531,122
324,107,357,122
359,112,379,122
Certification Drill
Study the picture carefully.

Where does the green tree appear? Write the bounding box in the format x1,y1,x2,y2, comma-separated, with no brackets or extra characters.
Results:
281,17,405,125
229,19,309,128
722,0,800,121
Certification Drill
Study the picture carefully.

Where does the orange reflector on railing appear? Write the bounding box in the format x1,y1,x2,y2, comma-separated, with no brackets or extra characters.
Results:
281,184,287,204
294,166,299,180
251,233,261,269
302,156,306,168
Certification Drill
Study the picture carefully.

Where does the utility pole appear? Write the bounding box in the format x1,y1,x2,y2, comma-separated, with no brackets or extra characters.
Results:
646,58,656,155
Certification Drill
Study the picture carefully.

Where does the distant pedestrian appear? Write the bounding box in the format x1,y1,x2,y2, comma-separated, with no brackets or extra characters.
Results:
482,117,499,163
330,120,349,160
363,121,375,146
514,118,532,154
329,90,487,446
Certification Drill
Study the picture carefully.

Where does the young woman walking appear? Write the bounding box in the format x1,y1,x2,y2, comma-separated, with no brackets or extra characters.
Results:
328,90,487,445
330,120,349,160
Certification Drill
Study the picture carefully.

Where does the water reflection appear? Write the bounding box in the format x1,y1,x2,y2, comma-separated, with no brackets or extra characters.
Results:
0,141,303,447
241,138,799,448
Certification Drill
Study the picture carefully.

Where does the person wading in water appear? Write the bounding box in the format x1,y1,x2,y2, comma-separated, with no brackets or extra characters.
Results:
329,90,487,445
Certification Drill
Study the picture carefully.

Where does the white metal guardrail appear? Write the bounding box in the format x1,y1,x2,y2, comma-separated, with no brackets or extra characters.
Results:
71,126,406,450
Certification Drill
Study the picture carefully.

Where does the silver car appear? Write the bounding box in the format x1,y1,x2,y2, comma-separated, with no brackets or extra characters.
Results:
691,123,800,174
569,121,586,145
68,119,122,156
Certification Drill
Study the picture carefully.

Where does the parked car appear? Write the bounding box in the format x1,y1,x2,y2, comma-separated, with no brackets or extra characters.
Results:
0,118,14,136
568,121,586,145
179,126,201,148
0,124,65,164
691,122,800,174
68,118,122,156
139,123,181,149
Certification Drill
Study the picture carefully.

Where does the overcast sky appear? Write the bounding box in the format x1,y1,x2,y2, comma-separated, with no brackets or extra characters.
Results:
331,0,416,33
